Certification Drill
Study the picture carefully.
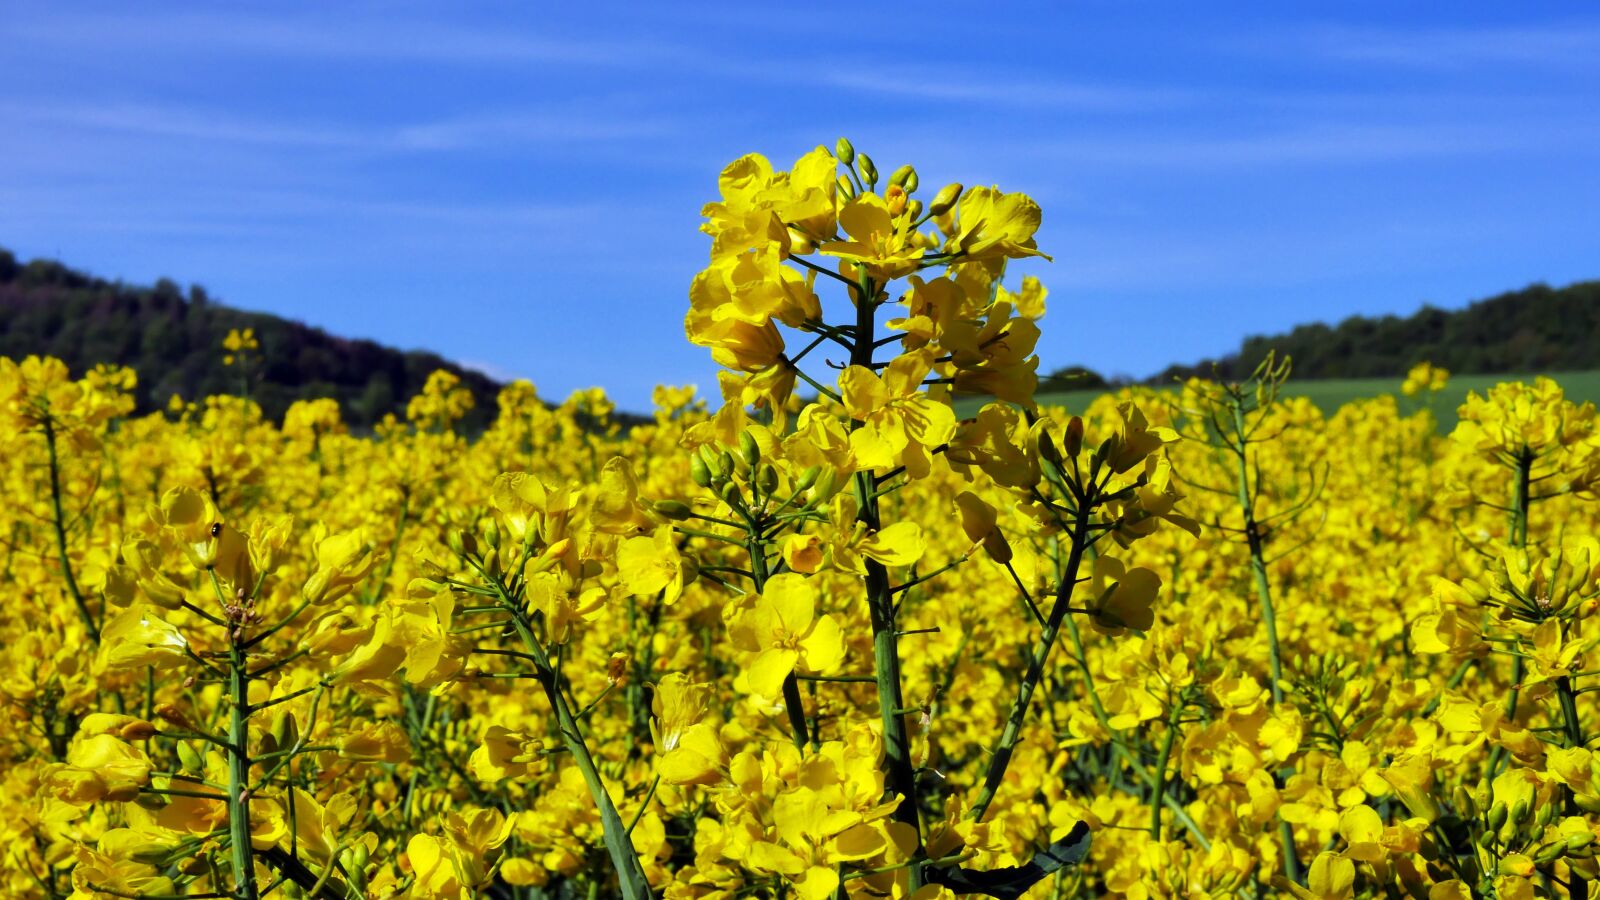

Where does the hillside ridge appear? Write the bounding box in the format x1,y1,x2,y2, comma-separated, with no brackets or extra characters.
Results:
0,247,504,430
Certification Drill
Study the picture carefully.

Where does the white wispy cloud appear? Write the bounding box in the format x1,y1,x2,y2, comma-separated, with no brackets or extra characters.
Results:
1,100,676,154
816,71,1193,110
8,102,369,149
981,118,1591,170
5,9,669,68
393,113,677,151
1256,22,1600,70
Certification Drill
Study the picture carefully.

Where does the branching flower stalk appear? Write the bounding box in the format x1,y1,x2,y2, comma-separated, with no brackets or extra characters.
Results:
450,528,654,900
1177,354,1327,887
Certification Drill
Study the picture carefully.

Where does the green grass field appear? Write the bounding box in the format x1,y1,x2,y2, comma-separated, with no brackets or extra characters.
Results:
971,370,1600,431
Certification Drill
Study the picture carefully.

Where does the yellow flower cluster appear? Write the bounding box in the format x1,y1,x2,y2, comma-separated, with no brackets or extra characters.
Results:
2,141,1599,900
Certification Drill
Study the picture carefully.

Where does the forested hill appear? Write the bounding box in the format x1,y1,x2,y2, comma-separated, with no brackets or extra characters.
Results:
0,247,503,430
1154,280,1600,383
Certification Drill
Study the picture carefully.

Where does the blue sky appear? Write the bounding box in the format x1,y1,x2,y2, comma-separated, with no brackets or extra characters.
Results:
4,2,1598,408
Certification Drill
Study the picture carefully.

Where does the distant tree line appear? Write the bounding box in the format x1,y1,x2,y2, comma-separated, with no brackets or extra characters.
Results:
0,247,504,430
1045,280,1600,391
1151,281,1600,383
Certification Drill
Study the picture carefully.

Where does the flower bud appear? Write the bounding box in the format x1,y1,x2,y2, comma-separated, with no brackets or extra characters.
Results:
526,538,572,575
699,444,726,479
811,468,839,503
176,741,204,774
757,463,779,495
1512,798,1532,826
890,164,915,189
690,454,712,488
739,430,760,467
929,183,963,216
836,175,858,200
796,466,821,492
1536,800,1557,827
120,719,158,741
856,153,877,186
1487,801,1509,831
1064,416,1085,458
272,713,299,750
834,137,855,165
1535,842,1567,865
652,499,693,521
407,577,447,598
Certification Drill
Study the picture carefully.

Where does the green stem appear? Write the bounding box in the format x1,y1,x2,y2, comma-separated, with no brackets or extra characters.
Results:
1228,394,1299,887
1230,401,1283,707
1489,450,1534,780
227,641,258,899
849,277,922,891
402,691,438,824
1061,593,1212,850
42,418,98,642
968,501,1092,821
508,615,651,900
1149,702,1183,839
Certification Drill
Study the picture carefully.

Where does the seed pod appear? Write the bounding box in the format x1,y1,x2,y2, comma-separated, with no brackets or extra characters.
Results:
929,183,963,216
